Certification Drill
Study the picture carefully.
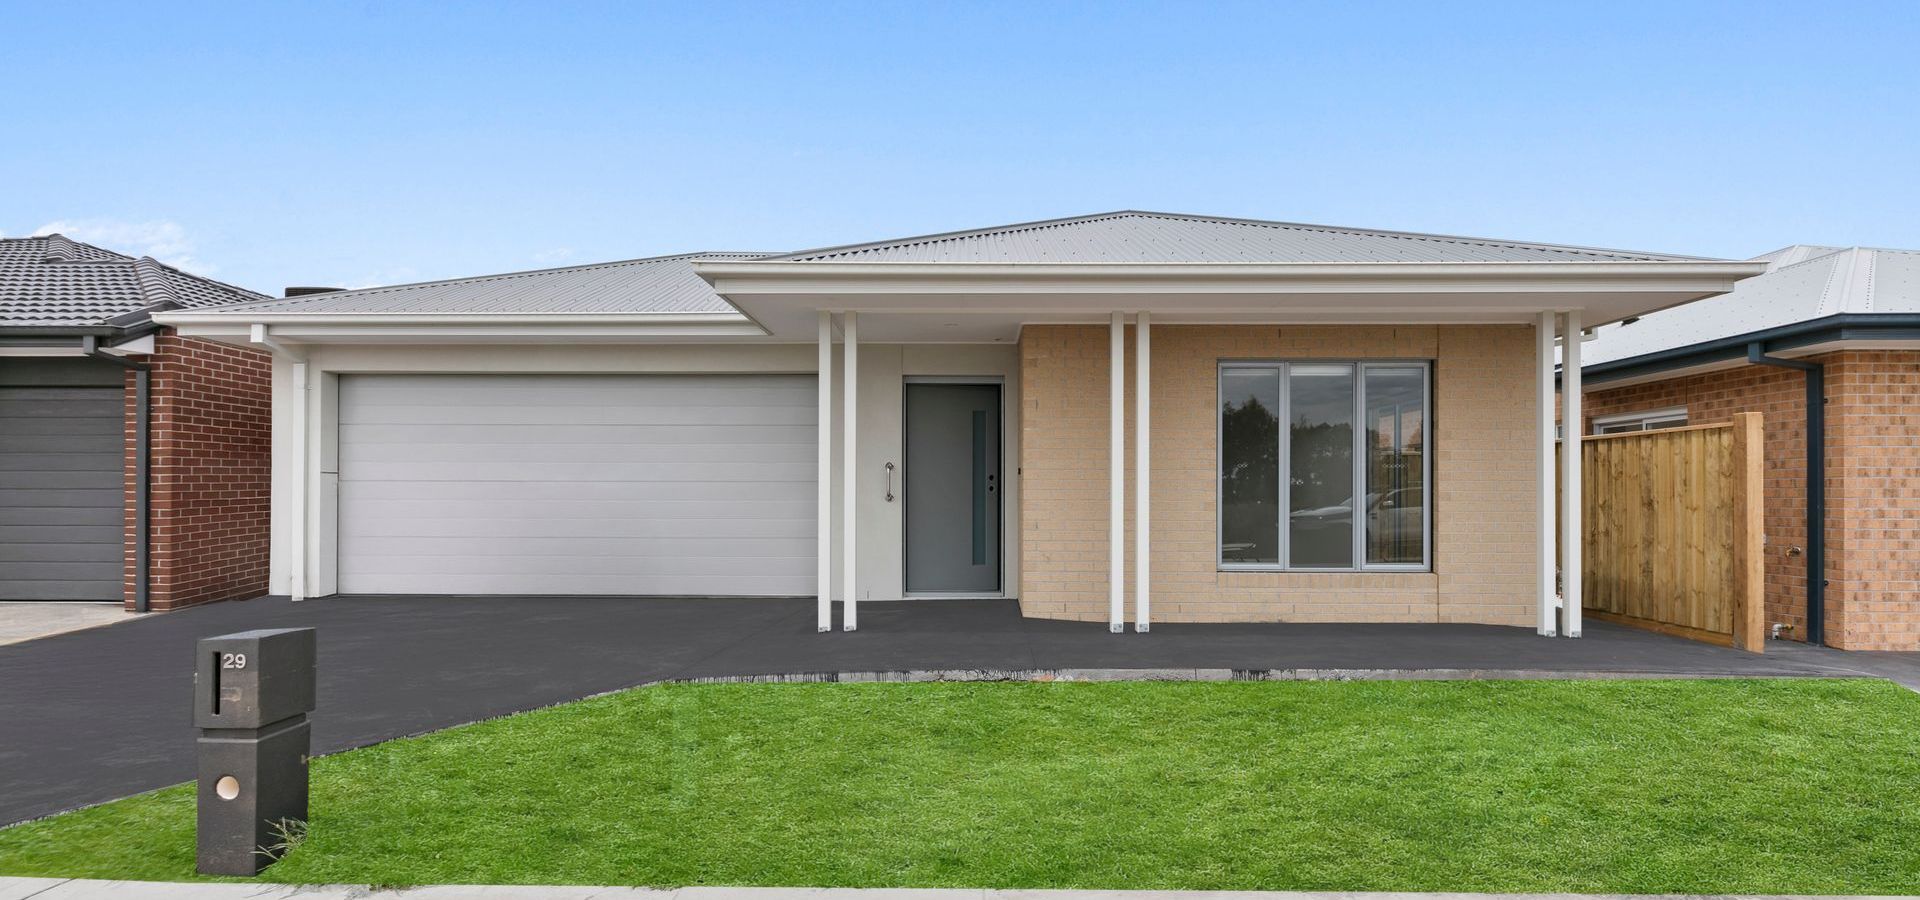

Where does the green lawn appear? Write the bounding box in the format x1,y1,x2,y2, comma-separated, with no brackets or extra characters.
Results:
2,679,1917,893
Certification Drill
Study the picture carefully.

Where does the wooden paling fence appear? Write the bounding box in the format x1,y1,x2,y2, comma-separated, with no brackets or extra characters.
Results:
1558,412,1765,651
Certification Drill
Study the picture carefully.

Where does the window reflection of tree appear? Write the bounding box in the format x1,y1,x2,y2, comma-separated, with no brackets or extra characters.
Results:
1289,418,1352,509
1221,395,1278,562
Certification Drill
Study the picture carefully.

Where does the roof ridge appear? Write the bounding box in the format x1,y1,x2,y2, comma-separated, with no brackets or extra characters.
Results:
770,210,1709,262
206,250,776,313
1114,210,1710,261
39,233,78,262
131,257,182,308
766,211,1143,261
1765,246,1856,274
136,254,272,303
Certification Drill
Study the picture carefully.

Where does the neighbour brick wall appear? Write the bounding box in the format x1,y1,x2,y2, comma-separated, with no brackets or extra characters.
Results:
1583,350,1920,650
1824,351,1920,650
1019,324,1538,625
123,333,273,611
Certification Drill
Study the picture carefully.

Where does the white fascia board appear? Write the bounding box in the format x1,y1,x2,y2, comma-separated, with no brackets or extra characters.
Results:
152,311,757,326
152,311,769,343
694,260,1771,296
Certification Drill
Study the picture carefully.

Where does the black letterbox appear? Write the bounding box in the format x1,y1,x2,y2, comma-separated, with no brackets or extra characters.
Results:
194,628,316,729
193,627,317,876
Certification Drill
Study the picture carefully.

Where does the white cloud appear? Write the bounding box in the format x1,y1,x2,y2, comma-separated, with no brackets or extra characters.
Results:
31,218,209,273
532,247,575,264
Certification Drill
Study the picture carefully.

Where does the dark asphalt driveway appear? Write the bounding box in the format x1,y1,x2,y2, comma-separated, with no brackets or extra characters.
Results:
0,595,1898,825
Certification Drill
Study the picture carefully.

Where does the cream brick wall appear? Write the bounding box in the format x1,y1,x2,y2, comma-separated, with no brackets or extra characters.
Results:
1020,324,1540,625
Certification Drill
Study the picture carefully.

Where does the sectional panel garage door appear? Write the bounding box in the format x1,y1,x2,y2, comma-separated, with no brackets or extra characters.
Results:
0,385,125,601
337,374,816,596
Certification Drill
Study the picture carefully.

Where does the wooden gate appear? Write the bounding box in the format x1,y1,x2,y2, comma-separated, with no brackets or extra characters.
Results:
1559,412,1765,651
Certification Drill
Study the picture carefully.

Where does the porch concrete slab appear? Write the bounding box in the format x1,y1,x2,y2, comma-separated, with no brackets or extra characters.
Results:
0,880,1888,900
0,595,1887,826
0,603,132,647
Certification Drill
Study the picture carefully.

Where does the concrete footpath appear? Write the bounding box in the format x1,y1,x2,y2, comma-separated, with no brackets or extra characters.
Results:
0,881,1882,900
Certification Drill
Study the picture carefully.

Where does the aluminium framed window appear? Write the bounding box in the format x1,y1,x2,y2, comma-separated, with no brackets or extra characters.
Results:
1217,360,1431,572
1591,406,1688,435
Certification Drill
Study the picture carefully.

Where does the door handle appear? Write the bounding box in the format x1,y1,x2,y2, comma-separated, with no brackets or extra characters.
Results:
885,462,895,502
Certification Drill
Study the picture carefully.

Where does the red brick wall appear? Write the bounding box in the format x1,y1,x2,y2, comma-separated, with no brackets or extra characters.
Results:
1584,349,1920,650
123,333,273,611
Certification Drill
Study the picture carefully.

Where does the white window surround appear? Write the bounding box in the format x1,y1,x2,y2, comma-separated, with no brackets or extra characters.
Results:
1217,360,1432,574
1591,406,1688,435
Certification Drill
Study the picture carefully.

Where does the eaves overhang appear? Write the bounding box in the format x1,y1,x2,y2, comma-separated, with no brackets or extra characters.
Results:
1581,313,1920,390
695,259,1770,341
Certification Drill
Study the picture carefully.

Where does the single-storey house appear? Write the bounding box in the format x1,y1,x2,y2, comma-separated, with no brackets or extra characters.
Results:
0,234,274,610
1583,244,1920,650
154,212,1766,635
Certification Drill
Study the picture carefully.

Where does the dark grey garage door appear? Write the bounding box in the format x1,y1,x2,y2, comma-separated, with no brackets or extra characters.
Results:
0,373,125,601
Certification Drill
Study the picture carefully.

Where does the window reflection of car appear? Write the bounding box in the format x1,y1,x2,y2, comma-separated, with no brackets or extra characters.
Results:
1367,487,1423,536
1288,498,1351,528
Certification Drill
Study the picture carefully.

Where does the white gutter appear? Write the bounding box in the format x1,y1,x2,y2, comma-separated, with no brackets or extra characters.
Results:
155,311,758,326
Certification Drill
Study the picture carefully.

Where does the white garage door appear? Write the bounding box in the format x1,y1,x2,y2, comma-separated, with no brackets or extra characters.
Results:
337,374,816,596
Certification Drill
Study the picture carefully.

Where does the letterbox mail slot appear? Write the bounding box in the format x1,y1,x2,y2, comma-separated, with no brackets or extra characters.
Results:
194,628,316,730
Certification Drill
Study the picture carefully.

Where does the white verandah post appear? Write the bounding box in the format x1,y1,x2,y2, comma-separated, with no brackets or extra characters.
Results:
842,310,859,632
817,311,834,633
1560,310,1584,638
1109,311,1125,633
1134,310,1151,633
1537,311,1557,636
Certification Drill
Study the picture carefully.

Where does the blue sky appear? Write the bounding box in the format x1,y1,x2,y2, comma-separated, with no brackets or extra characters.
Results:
5,1,1916,293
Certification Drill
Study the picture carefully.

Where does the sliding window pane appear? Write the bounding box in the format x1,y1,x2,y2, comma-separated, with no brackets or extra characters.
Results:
1364,366,1426,566
1220,368,1280,564
1287,364,1354,568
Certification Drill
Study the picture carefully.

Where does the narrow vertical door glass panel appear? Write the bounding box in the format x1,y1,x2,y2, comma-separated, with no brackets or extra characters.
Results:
1287,364,1355,567
1219,368,1280,564
1364,366,1426,566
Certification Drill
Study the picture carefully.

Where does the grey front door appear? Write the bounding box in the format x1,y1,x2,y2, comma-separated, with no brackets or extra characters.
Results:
904,382,1001,594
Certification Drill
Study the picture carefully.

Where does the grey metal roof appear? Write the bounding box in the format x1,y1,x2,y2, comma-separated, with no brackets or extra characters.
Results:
1583,245,1920,365
771,211,1710,264
0,234,269,328
193,252,774,316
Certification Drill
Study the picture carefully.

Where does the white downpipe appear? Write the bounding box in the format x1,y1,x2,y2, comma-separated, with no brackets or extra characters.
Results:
1560,310,1584,638
1536,311,1557,636
1109,311,1125,634
817,311,833,633
842,311,859,632
1134,311,1151,633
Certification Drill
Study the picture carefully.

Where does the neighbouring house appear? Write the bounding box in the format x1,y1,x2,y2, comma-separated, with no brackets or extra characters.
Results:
0,234,274,610
1583,245,1920,651
153,211,1767,637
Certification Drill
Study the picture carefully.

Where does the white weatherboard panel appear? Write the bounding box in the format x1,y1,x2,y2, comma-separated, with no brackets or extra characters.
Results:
337,374,817,596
